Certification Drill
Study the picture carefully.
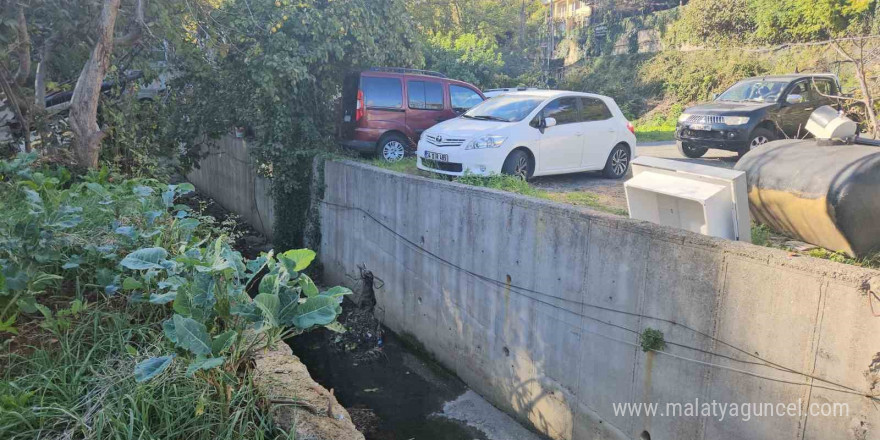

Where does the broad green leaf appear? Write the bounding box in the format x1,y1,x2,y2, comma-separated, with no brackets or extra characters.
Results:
280,249,316,272
149,291,177,304
324,321,347,333
176,183,195,194
254,293,280,328
299,274,319,297
277,288,300,325
132,185,154,197
172,314,212,355
320,286,353,298
162,318,178,344
134,355,174,382
121,248,168,270
211,330,237,355
259,274,280,296
293,296,340,329
173,286,192,316
122,277,143,290
186,356,225,377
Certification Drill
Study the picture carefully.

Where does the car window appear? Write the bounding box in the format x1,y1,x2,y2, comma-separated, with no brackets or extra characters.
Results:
580,97,613,121
788,80,809,101
542,97,579,125
362,76,402,109
450,85,483,111
812,79,836,98
408,80,444,110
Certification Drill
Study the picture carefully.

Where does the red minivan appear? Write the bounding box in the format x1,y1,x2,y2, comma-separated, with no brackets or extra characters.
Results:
340,68,486,162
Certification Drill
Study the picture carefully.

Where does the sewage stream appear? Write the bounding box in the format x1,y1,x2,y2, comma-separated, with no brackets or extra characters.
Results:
289,320,545,440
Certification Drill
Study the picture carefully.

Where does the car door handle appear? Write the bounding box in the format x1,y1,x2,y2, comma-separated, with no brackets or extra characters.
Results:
575,132,584,136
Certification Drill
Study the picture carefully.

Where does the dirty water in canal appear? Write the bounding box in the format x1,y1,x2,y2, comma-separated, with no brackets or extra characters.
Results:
289,300,545,440
290,324,488,440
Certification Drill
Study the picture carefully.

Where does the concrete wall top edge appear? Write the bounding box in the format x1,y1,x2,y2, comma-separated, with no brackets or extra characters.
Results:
327,159,880,289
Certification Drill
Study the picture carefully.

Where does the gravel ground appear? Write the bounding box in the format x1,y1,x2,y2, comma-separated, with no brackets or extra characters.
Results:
530,141,739,212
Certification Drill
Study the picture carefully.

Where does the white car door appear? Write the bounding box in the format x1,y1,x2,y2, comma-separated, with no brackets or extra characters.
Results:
537,97,587,172
579,97,620,170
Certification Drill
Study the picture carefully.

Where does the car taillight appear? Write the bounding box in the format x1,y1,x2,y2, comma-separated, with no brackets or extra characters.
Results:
355,89,364,122
626,121,635,134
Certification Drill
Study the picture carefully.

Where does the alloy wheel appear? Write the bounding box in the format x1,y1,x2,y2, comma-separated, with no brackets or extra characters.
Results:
611,148,629,177
382,140,405,162
750,136,769,150
514,155,530,180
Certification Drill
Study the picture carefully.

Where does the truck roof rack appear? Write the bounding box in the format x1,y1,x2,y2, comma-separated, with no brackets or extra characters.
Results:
368,67,447,78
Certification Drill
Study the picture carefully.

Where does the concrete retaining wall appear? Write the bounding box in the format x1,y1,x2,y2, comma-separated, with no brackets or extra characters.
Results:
186,136,274,239
319,159,880,440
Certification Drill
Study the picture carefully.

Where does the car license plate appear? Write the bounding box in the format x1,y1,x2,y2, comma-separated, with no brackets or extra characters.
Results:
690,123,711,131
424,151,448,162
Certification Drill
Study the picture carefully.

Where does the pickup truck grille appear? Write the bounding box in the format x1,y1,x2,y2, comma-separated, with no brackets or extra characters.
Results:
425,134,466,148
686,115,724,124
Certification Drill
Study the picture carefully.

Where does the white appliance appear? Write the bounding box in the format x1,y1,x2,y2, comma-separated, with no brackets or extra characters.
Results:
624,156,751,242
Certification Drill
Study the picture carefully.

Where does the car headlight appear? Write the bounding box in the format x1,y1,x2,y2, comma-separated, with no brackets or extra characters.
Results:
678,113,692,123
465,135,507,150
723,116,750,126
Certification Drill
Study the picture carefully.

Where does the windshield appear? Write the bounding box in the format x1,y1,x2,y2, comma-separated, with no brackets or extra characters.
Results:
717,80,789,103
462,95,545,122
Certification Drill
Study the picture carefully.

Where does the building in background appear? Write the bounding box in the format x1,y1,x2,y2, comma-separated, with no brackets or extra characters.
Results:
549,0,593,32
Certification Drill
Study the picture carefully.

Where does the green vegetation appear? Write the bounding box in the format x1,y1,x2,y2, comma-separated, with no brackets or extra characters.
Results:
368,158,627,216
0,154,351,437
1,304,284,439
639,327,667,352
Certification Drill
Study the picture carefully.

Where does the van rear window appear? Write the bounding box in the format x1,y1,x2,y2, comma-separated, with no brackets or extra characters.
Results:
362,76,402,109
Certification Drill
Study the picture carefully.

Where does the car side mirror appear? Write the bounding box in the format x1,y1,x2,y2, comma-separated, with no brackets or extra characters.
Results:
786,94,805,104
544,117,557,128
711,93,720,100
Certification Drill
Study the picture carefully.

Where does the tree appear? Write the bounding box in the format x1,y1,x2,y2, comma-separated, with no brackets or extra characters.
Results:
424,32,504,88
753,0,879,136
69,0,145,168
1,0,147,166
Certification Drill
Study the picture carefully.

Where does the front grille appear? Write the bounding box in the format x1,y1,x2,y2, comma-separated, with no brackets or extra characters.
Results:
424,134,466,148
682,129,726,139
421,159,463,172
686,115,724,124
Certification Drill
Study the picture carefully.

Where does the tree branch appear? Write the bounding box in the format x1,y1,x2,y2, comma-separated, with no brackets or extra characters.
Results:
13,6,31,86
114,0,146,47
0,64,31,152
34,33,60,111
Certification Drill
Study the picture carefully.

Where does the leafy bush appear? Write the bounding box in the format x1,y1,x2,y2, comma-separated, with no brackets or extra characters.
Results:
424,32,506,89
0,153,204,333
124,240,351,390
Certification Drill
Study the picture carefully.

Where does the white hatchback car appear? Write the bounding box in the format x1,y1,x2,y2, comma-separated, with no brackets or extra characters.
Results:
416,90,636,180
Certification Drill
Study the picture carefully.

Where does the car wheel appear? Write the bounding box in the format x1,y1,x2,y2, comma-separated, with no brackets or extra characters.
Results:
677,141,708,158
501,149,533,181
377,133,408,162
603,144,631,179
740,127,776,158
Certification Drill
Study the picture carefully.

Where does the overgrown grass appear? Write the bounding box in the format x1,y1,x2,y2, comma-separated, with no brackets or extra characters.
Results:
542,191,629,216
752,222,880,269
634,102,683,143
0,304,286,440
368,157,628,216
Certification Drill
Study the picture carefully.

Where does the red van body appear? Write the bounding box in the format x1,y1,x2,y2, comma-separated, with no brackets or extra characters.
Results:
340,68,485,161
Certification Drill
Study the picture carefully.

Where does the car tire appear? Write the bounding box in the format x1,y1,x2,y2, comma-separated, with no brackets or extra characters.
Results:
677,141,708,158
603,144,631,179
740,127,776,158
377,133,409,162
501,149,533,181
